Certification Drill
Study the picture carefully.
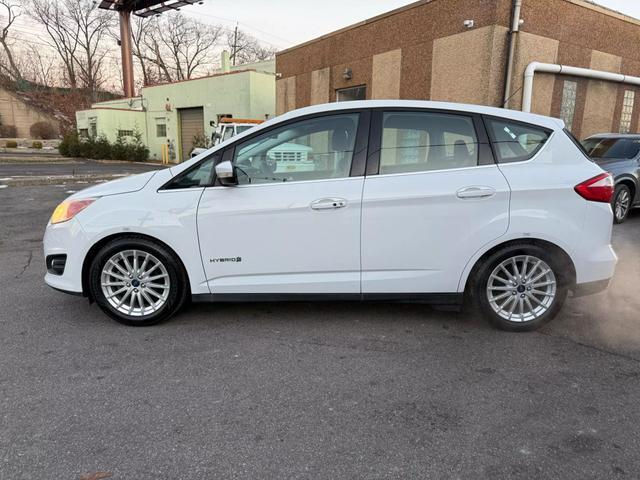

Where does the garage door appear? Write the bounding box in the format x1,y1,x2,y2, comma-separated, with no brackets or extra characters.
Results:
178,107,204,161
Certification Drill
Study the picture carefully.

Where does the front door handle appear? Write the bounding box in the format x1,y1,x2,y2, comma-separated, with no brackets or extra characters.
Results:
310,198,347,210
456,186,496,199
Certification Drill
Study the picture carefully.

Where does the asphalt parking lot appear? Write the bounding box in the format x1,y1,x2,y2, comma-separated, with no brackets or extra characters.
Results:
1,172,639,479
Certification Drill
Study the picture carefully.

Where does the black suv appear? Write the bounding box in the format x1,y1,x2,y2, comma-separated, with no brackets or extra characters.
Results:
582,134,640,223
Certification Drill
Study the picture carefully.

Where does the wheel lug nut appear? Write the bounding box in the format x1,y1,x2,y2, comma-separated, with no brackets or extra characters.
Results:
520,294,525,298
527,287,531,291
134,288,139,293
126,283,130,287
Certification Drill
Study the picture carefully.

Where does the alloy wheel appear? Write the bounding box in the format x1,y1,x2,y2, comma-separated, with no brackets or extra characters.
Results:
614,189,630,221
100,249,170,317
486,255,557,323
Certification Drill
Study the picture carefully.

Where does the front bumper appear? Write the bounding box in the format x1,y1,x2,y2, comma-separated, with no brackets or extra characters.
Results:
43,218,89,294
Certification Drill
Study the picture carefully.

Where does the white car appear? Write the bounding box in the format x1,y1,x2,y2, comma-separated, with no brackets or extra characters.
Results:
44,100,617,331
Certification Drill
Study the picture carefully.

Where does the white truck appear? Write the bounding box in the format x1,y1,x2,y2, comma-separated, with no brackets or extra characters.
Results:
190,119,263,158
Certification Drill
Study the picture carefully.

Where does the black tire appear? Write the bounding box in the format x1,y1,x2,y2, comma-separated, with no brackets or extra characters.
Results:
472,244,569,332
612,184,632,224
89,237,188,326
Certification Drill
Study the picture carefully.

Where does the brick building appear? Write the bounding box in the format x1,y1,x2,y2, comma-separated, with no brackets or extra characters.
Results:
275,0,640,139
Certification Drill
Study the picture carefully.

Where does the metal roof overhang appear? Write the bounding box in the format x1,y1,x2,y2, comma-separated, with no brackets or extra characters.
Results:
97,0,202,17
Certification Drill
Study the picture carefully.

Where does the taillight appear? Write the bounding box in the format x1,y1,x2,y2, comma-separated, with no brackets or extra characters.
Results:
574,173,614,203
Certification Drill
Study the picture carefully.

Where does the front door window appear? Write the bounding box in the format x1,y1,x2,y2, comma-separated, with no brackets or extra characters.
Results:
232,113,360,184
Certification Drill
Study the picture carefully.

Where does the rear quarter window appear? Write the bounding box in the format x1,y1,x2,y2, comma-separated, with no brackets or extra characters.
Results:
484,117,551,163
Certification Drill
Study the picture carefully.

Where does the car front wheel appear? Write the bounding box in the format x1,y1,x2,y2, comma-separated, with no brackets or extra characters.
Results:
89,237,188,326
474,245,569,332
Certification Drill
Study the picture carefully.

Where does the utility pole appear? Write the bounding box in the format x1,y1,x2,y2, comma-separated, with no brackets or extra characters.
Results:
232,23,238,66
119,10,135,98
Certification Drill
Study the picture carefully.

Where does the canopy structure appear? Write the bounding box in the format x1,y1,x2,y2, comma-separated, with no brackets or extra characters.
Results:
98,0,203,18
98,0,204,96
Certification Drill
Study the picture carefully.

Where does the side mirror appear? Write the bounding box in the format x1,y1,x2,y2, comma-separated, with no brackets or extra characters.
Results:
215,160,237,186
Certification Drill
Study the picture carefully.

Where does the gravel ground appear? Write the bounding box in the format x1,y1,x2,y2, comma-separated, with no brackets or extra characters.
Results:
0,182,638,480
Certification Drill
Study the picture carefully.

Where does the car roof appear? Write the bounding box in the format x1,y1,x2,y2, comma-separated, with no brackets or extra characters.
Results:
268,100,565,131
585,133,640,140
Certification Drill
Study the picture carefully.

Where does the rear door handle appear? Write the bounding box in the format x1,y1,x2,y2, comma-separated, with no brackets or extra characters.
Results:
456,186,496,199
310,198,347,210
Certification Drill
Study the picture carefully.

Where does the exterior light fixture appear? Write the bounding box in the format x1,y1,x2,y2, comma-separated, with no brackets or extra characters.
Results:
343,68,353,80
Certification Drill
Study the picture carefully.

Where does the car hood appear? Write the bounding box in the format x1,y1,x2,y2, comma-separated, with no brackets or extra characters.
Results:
68,170,158,199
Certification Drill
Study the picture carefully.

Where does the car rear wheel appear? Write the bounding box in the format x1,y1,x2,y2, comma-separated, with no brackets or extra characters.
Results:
474,245,568,332
612,184,631,224
89,237,188,326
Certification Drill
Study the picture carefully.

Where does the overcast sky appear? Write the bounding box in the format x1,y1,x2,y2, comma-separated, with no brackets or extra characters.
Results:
192,0,640,49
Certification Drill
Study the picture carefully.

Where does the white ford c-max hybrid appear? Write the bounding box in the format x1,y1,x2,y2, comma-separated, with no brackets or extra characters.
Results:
44,101,617,331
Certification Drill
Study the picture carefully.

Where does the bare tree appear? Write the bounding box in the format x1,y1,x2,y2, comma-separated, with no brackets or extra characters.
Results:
22,45,57,87
29,0,114,93
0,0,23,80
227,28,277,66
29,0,80,87
134,13,222,83
68,0,115,95
130,16,156,87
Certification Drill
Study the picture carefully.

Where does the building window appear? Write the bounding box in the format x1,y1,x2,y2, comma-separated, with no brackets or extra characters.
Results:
619,90,635,134
118,129,134,138
336,85,366,102
78,128,89,138
89,122,97,138
560,80,578,131
156,123,167,137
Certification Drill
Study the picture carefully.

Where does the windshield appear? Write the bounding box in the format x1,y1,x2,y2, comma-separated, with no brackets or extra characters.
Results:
581,137,640,159
236,125,254,134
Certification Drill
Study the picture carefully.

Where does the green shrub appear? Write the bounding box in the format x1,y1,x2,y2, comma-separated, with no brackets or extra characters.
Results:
110,134,128,161
90,135,111,160
58,131,81,157
59,129,149,162
0,125,17,138
5,140,17,148
32,141,43,149
30,122,57,139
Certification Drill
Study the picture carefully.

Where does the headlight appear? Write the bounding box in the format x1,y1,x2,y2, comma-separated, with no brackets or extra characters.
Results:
50,198,96,224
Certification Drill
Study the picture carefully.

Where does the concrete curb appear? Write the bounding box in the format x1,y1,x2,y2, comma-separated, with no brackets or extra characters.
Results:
1,174,131,187
0,157,166,166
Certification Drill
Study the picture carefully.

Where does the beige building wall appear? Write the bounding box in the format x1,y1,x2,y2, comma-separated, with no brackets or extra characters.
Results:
276,76,296,115
509,32,559,114
0,88,60,138
581,50,622,138
371,49,402,99
310,68,331,105
431,26,509,107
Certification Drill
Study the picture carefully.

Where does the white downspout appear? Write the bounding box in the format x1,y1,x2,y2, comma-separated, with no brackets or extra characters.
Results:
522,61,640,112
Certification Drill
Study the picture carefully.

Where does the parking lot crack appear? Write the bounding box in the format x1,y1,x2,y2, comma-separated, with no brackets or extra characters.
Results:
15,250,33,279
540,331,640,365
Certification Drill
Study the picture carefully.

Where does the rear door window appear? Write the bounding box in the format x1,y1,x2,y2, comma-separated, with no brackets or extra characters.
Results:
378,111,479,174
484,117,551,163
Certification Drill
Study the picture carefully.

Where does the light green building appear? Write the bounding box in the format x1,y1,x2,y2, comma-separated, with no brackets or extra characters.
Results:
76,56,275,162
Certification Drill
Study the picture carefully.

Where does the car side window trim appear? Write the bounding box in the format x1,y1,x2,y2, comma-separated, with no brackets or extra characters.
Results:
365,108,494,176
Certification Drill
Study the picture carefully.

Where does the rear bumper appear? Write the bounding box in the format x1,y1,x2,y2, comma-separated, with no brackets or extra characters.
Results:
571,279,610,298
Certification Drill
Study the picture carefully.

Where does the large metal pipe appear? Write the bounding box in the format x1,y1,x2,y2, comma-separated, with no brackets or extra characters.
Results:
502,0,522,108
119,10,135,98
522,61,640,112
